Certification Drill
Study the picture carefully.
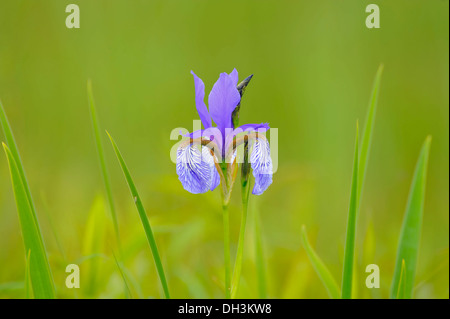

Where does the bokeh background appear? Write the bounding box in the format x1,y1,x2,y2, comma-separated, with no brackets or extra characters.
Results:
0,0,448,298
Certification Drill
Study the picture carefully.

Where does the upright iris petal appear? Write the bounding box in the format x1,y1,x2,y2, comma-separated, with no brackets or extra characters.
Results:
191,71,212,128
176,143,220,194
250,138,273,195
208,72,241,144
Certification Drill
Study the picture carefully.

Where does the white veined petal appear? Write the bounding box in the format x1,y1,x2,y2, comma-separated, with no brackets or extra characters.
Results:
176,144,220,194
250,138,273,195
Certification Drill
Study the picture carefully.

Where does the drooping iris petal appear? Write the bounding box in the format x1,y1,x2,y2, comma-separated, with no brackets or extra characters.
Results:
176,143,220,194
191,71,212,128
230,68,239,87
250,138,273,195
208,72,241,141
202,146,221,191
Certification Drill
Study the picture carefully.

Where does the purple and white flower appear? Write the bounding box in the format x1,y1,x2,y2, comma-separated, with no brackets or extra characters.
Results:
176,69,273,195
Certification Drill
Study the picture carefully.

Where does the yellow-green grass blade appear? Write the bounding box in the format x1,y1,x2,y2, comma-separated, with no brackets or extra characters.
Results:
25,249,33,299
301,225,340,299
341,122,359,299
390,136,431,299
107,131,170,299
396,259,407,299
87,81,121,251
2,143,55,298
112,253,133,299
0,100,38,225
254,209,267,299
358,64,384,205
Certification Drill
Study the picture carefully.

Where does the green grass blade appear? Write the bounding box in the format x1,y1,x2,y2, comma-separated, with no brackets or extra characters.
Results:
301,225,341,299
106,131,170,299
25,249,33,299
2,143,55,298
358,64,383,205
396,259,407,299
87,81,121,251
390,136,432,299
254,209,267,299
341,122,359,299
112,253,133,299
0,100,38,224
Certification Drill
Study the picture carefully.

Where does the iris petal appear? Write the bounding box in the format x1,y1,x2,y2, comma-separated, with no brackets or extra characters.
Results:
208,72,241,141
250,138,273,195
176,143,220,194
191,71,212,128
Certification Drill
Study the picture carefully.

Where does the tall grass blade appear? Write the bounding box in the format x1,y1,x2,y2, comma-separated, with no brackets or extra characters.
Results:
358,64,384,205
87,81,121,251
2,143,55,298
254,209,267,299
25,249,33,299
341,122,359,299
106,131,170,299
301,225,340,299
390,136,431,299
396,259,407,299
112,253,133,299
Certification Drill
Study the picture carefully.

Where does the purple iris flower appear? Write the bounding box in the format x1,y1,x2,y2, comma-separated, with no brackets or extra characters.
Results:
176,69,273,195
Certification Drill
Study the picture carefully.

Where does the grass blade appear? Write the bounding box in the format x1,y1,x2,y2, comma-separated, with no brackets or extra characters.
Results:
112,253,133,299
254,209,267,299
396,259,407,299
106,131,170,299
341,122,359,299
25,249,33,299
87,81,121,251
2,143,55,298
358,64,384,205
301,225,341,299
390,136,432,299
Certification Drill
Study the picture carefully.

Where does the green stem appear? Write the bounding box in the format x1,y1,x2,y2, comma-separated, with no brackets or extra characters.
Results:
231,183,250,298
222,204,231,299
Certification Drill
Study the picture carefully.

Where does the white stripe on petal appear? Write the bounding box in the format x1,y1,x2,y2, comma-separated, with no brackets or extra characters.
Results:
176,144,220,194
250,138,273,195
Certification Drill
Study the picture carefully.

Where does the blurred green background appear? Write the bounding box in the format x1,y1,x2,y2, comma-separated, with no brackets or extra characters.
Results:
0,0,448,298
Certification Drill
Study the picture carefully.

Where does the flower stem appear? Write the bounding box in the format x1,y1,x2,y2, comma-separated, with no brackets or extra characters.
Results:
231,179,250,298
222,203,231,299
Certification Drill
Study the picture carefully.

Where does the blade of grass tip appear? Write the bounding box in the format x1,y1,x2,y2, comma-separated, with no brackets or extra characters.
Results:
87,81,121,253
341,122,359,299
396,259,407,299
112,252,133,299
2,143,55,298
390,136,431,299
25,249,33,299
106,131,170,299
301,225,341,299
254,209,267,299
358,64,384,206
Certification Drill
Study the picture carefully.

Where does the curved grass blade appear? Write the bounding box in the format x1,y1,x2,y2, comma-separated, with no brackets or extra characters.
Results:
106,131,170,299
390,136,431,299
358,64,384,205
25,249,33,299
341,122,359,299
87,81,121,251
0,100,37,218
396,259,407,299
301,225,340,299
2,143,55,298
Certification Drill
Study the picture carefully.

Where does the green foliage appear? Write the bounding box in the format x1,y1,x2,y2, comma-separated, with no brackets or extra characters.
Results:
107,131,170,299
390,137,432,299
